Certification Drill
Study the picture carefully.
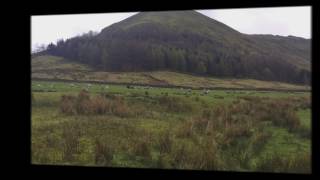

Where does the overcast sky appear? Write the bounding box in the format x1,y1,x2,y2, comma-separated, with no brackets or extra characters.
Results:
31,6,311,51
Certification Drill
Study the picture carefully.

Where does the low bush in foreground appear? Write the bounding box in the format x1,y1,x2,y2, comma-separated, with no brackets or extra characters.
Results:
95,138,114,166
256,152,311,174
59,90,130,117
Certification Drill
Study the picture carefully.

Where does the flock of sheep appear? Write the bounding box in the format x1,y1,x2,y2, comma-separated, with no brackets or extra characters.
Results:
35,82,214,96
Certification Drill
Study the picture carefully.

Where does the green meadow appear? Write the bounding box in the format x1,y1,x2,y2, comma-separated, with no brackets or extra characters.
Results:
31,80,311,173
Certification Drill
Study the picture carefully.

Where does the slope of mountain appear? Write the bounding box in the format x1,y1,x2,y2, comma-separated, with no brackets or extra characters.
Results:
31,55,310,91
41,10,311,84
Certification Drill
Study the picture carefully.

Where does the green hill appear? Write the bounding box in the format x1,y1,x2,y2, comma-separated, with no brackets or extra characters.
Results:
39,10,311,84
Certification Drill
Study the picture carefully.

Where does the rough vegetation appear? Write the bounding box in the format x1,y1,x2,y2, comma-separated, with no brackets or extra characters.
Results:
32,81,311,173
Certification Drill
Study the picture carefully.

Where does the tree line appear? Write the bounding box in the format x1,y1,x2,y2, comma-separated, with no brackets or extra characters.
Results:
40,28,310,85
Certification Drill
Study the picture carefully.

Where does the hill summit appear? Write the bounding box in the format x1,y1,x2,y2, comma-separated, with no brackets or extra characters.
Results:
41,10,311,84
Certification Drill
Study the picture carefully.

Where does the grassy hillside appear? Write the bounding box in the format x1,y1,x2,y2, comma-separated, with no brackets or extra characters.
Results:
32,56,310,91
42,10,310,84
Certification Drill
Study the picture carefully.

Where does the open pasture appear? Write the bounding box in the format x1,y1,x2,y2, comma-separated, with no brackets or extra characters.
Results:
31,80,311,173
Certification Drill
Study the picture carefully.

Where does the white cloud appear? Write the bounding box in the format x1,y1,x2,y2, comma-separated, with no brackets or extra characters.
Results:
197,6,311,38
31,12,138,50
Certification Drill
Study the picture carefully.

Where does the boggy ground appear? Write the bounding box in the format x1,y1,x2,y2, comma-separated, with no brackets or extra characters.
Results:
31,80,311,173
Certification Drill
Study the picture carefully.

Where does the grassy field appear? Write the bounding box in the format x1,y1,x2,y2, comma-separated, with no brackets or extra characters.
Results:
32,56,310,91
31,80,311,173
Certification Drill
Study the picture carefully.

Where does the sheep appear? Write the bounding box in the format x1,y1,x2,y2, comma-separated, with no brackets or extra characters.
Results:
201,89,209,95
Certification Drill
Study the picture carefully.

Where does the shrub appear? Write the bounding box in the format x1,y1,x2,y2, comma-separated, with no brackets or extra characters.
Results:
267,107,301,132
256,152,311,174
95,139,114,166
283,109,301,132
158,131,172,154
170,143,190,169
169,139,223,170
248,130,272,155
292,125,310,139
75,90,92,114
176,119,194,138
201,109,213,120
298,96,311,109
60,95,76,115
156,155,165,168
59,91,132,117
112,97,130,117
61,123,81,162
78,89,90,101
91,95,111,114
195,139,224,170
190,117,209,134
228,96,306,134
132,138,151,159
131,105,146,117
224,122,253,139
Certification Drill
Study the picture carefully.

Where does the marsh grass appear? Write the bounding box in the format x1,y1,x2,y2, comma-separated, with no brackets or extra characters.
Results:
59,90,131,117
32,82,311,172
256,152,311,174
94,138,114,166
158,130,173,154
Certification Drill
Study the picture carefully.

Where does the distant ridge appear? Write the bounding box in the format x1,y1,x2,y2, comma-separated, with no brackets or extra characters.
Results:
40,10,311,84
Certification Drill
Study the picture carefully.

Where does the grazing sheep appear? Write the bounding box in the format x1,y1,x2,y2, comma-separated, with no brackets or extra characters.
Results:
201,89,209,95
